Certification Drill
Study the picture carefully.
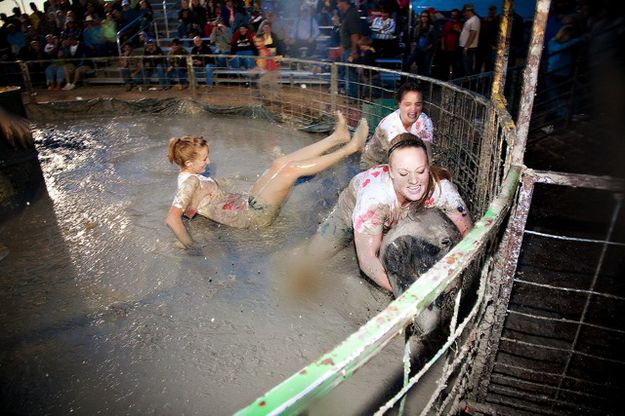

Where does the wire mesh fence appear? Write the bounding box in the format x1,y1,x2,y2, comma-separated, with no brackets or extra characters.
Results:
472,169,625,416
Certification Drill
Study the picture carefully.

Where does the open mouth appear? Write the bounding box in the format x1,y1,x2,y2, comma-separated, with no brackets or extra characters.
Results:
406,185,422,197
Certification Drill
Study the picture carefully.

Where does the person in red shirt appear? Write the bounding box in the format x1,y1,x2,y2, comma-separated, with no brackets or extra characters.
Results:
440,9,463,80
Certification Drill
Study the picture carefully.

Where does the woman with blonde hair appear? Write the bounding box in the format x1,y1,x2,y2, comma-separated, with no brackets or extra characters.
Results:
166,113,369,250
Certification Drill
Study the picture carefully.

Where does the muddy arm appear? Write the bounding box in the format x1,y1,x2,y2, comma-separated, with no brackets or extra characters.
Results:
166,206,195,248
353,231,393,292
446,210,473,237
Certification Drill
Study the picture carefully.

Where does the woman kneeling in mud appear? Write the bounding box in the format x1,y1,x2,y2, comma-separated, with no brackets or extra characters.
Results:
166,113,368,250
306,133,473,292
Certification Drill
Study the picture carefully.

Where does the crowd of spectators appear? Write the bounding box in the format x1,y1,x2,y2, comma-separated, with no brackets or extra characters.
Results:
0,0,620,95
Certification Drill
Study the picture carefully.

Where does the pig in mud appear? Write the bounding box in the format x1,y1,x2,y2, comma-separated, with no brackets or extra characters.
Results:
380,208,461,297
379,208,461,363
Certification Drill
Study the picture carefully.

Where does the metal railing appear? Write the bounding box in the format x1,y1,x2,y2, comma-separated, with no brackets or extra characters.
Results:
116,15,156,56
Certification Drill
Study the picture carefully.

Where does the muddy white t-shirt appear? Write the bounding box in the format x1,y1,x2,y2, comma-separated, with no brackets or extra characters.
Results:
335,166,468,235
360,109,433,169
172,172,259,229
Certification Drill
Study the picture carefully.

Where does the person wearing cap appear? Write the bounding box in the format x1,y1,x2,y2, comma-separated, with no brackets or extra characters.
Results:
303,133,472,292
166,38,189,90
230,25,256,70
82,15,103,57
142,39,169,88
459,3,480,75
191,36,215,88
120,0,140,42
60,36,92,90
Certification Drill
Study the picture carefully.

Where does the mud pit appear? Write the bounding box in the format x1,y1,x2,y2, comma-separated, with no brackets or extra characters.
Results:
0,113,428,415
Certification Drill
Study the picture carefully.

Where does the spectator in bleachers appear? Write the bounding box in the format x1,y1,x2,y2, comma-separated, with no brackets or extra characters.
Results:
250,7,264,33
83,3,102,23
209,19,232,67
440,8,462,80
120,0,140,39
138,0,154,36
350,35,378,97
19,39,46,87
29,2,45,30
351,35,377,66
370,7,396,57
403,10,438,77
60,18,81,42
142,38,168,88
44,34,64,90
5,23,26,56
166,38,189,89
120,43,143,90
230,25,256,69
60,36,91,90
178,6,193,38
191,35,215,88
205,0,219,21
101,12,118,56
189,0,207,32
232,2,250,32
317,0,337,27
220,0,235,28
286,4,320,58
259,23,285,56
37,8,57,38
253,34,279,71
337,0,363,97
477,5,498,73
82,15,103,57
459,3,480,76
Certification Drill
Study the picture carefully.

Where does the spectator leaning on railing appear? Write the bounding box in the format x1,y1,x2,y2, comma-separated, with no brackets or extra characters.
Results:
120,43,143,91
191,35,215,88
166,38,189,90
230,25,256,70
142,38,169,89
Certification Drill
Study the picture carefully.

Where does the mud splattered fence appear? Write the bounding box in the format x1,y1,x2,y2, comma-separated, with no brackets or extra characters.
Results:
466,170,625,416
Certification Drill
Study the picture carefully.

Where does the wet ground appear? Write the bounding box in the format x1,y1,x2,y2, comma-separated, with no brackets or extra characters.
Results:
0,113,418,415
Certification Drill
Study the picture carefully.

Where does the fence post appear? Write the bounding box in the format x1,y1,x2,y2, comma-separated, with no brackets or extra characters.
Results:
187,55,196,97
17,61,34,103
330,63,338,114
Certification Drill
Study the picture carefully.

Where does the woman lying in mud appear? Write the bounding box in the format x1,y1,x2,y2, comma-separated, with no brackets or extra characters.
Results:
305,133,473,292
165,112,368,250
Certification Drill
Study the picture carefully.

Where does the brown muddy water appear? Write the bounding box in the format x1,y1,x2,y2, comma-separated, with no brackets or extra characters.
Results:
0,114,431,415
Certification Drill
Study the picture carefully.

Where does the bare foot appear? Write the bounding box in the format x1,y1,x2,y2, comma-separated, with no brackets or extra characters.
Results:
346,118,369,153
331,111,350,145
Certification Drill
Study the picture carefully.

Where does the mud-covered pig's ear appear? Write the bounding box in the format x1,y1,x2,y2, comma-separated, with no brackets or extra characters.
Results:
382,235,443,296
